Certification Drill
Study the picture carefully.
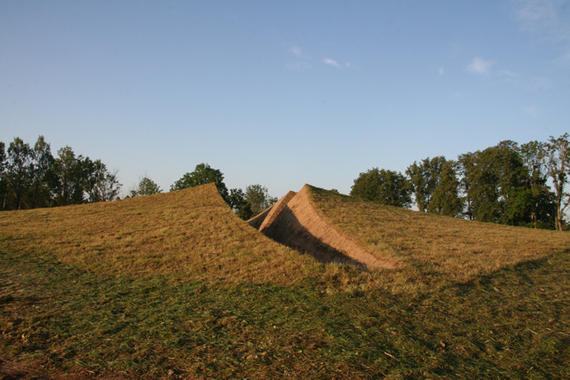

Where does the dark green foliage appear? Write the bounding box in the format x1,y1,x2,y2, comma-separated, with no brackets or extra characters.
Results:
0,142,6,209
51,146,87,205
227,185,278,220
351,168,412,207
85,160,121,203
520,141,554,228
171,163,229,202
406,156,446,212
29,136,55,208
5,138,34,209
0,136,121,210
458,141,548,226
130,177,162,197
428,161,463,216
228,188,253,219
544,133,570,231
356,137,561,229
245,184,277,215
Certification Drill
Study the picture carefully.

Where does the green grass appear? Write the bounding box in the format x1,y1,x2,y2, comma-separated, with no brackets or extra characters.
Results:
1,184,569,378
1,248,568,378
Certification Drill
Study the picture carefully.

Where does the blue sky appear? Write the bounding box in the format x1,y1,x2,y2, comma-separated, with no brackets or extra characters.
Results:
1,1,569,197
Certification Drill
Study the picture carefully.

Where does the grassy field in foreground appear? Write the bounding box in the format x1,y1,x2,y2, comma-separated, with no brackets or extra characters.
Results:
1,249,568,378
1,185,569,378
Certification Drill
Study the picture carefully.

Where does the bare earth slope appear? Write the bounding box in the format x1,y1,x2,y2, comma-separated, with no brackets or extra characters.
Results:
258,191,297,233
0,183,315,284
308,186,570,285
252,186,399,269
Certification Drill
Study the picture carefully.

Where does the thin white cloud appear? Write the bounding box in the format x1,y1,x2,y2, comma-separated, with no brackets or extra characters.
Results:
556,50,570,63
286,45,312,71
289,46,303,57
499,69,518,78
523,105,539,117
438,67,445,76
530,76,551,89
285,61,311,71
516,0,557,24
514,0,570,63
323,58,341,68
466,57,493,75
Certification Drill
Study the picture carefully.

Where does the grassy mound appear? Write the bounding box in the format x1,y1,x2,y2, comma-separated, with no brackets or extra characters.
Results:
1,184,568,378
0,183,316,284
309,186,570,292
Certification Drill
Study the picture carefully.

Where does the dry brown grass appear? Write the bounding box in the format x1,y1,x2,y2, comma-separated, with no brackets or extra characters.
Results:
2,182,568,293
309,185,570,287
1,183,569,378
0,183,317,284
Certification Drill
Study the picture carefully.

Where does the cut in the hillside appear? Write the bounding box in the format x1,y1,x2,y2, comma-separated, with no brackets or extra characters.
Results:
249,185,399,269
246,204,273,229
259,191,297,232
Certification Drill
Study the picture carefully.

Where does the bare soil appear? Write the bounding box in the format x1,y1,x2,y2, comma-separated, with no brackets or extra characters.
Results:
249,185,399,269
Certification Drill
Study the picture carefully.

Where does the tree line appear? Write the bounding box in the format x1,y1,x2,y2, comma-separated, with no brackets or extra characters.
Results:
0,136,121,210
350,134,569,230
0,136,276,220
2,134,568,229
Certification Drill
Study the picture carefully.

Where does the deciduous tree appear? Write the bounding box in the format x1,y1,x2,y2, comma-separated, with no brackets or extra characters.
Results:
406,156,446,212
171,163,229,202
228,188,253,219
545,133,570,231
428,161,463,217
0,142,6,209
5,138,34,209
130,177,162,197
245,184,277,215
459,141,533,225
51,146,87,205
86,159,122,202
29,136,55,208
351,168,412,208
520,141,555,228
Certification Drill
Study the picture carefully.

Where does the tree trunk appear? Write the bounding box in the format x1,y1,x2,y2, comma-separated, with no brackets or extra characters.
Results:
556,202,563,231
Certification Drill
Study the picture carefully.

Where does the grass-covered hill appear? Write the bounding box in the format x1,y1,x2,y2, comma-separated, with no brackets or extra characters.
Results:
308,186,570,293
1,184,569,378
0,183,316,284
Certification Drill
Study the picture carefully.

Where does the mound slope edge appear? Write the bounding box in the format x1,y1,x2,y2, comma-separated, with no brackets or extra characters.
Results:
249,185,399,269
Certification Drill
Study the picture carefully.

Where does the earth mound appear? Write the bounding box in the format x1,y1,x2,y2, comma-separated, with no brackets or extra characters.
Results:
249,185,399,269
0,183,314,283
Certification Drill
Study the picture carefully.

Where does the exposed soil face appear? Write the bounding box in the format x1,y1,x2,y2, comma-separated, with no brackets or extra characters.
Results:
259,191,297,233
261,203,365,266
249,185,399,270
246,205,272,229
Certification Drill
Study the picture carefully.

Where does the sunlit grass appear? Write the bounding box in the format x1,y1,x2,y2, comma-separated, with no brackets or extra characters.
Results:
1,184,568,377
309,186,570,292
0,183,318,285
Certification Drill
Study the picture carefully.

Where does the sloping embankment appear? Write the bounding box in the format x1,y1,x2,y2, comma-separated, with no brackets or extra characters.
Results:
0,183,313,284
249,185,398,270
